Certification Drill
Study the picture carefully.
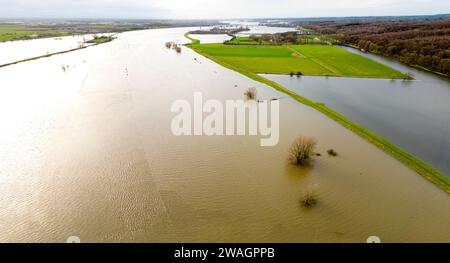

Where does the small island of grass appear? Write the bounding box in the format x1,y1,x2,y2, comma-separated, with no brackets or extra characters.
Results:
86,35,115,44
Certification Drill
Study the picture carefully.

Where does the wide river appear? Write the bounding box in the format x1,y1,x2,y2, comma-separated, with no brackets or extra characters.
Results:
0,28,449,242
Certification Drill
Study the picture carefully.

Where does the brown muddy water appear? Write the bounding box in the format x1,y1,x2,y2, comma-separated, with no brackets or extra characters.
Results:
0,28,449,243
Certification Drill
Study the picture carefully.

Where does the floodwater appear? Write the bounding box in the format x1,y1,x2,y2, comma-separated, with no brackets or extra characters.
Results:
237,26,296,36
0,34,108,65
188,23,294,44
223,20,296,36
0,28,449,243
263,47,450,177
188,34,232,44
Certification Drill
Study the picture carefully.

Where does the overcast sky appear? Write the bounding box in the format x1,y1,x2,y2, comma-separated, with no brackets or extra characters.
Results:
1,0,449,19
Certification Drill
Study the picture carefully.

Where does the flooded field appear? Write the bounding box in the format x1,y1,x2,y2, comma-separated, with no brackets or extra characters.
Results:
0,28,449,243
236,26,296,36
0,34,102,65
263,47,450,177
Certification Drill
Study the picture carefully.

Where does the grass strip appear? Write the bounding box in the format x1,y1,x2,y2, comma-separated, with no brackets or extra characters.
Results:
184,32,200,44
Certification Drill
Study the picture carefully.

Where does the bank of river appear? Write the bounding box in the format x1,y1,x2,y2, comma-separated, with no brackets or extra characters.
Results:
0,28,448,242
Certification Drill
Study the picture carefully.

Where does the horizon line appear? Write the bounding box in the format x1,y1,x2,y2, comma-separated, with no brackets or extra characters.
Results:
0,13,449,21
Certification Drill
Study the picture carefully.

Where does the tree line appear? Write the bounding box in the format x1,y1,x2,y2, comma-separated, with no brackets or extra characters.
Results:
304,19,450,76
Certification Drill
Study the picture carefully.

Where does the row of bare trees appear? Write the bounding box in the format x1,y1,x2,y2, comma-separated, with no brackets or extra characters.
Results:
306,19,450,76
165,41,182,53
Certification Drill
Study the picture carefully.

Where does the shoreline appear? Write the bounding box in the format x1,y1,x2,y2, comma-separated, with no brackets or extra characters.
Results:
184,32,200,45
185,33,450,194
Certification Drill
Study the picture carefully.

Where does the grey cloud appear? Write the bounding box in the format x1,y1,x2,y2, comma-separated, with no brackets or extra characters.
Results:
0,0,449,19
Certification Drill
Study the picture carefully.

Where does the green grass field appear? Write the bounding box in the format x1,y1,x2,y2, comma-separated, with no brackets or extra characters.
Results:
0,24,72,42
226,37,261,45
191,43,406,78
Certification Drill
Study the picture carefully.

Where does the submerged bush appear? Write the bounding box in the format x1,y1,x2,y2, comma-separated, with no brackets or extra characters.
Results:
289,136,318,167
403,72,414,80
165,41,173,49
300,187,318,208
244,87,257,100
327,149,338,157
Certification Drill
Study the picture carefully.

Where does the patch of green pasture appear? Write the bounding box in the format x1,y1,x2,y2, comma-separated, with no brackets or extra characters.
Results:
221,57,330,75
192,44,292,57
193,43,331,74
290,45,405,78
86,36,114,44
226,37,260,45
192,43,406,78
0,24,72,42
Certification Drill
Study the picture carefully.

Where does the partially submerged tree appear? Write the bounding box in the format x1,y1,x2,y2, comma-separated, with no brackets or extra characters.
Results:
244,87,257,100
403,72,415,80
165,41,173,49
289,136,318,167
165,41,182,53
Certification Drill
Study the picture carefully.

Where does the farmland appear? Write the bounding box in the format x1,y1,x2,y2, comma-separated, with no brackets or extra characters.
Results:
225,36,261,45
190,43,407,78
0,24,72,42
